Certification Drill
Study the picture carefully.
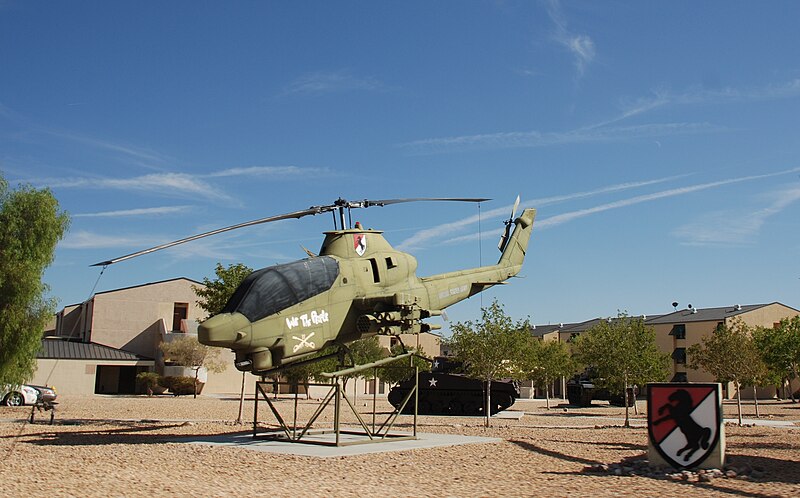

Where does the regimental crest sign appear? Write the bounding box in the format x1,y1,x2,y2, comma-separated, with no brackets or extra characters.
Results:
647,383,723,469
354,233,367,256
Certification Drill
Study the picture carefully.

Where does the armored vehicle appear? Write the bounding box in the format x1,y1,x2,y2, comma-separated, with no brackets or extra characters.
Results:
387,357,519,416
566,369,635,407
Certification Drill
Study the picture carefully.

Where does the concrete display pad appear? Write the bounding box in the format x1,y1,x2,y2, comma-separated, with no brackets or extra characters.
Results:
184,431,501,458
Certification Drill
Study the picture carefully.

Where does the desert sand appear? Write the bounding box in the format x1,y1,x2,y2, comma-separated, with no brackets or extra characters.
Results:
2,394,798,497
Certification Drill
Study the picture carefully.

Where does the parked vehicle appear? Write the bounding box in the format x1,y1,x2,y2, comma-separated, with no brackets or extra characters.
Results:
29,385,58,404
387,357,519,416
566,369,634,407
1,384,41,406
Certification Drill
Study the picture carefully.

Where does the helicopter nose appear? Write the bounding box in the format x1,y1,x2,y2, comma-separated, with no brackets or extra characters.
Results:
198,313,251,347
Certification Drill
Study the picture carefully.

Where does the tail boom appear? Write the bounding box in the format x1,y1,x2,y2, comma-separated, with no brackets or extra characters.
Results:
420,208,536,310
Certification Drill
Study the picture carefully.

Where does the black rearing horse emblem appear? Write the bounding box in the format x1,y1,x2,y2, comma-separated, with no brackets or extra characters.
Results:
653,389,711,461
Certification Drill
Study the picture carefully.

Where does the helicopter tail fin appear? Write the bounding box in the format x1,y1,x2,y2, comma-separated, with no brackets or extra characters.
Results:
498,208,536,269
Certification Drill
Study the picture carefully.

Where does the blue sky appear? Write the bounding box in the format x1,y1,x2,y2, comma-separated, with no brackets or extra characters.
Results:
2,1,800,331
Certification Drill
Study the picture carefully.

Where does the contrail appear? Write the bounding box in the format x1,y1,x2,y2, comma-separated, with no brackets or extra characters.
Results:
537,169,800,230
396,174,688,250
418,167,800,247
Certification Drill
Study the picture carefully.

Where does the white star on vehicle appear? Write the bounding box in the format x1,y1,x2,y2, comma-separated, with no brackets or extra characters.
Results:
428,378,438,387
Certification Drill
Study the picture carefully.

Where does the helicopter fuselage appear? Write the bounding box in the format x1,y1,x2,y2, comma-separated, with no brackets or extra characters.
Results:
198,208,536,373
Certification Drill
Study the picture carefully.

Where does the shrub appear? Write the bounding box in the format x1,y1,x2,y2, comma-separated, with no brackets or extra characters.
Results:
162,376,199,396
136,372,163,395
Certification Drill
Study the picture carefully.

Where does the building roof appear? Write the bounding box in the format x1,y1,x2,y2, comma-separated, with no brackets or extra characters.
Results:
65,277,204,307
94,276,203,296
644,303,792,324
560,318,607,334
528,324,569,338
38,338,154,362
556,314,664,334
530,302,798,336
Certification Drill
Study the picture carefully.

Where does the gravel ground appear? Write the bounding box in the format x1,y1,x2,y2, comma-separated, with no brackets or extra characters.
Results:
2,394,799,497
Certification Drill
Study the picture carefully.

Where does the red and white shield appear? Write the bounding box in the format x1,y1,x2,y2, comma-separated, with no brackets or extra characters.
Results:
647,383,721,469
353,233,366,256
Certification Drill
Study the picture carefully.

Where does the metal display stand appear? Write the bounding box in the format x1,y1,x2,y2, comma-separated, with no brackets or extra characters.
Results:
253,353,420,447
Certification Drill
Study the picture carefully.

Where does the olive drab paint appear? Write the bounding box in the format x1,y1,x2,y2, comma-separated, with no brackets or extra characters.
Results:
93,198,535,377
198,208,536,373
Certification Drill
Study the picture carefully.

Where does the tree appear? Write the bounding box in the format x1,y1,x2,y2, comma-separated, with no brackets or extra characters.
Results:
282,348,337,400
572,313,670,428
282,338,389,401
342,337,387,402
0,177,69,387
448,300,531,427
753,316,800,402
193,262,253,319
687,319,765,426
377,343,432,387
522,339,574,409
160,335,227,398
192,262,253,419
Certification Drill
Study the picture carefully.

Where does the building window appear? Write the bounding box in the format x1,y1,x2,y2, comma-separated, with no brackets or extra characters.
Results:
173,303,188,331
672,347,686,364
669,324,686,339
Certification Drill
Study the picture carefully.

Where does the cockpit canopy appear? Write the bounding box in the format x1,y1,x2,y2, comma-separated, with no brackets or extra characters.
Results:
222,256,340,322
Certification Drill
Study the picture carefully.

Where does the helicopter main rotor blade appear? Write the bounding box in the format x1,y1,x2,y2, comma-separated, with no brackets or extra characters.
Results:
91,206,324,266
361,197,490,207
92,196,490,266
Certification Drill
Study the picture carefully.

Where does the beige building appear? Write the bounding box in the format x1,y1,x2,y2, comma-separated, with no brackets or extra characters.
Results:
526,303,799,400
34,278,256,396
646,302,799,397
34,340,155,395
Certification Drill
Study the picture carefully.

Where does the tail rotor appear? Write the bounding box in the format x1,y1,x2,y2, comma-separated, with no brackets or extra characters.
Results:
497,195,520,252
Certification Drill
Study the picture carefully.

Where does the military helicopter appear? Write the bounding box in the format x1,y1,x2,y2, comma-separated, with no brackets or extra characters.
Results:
94,197,536,374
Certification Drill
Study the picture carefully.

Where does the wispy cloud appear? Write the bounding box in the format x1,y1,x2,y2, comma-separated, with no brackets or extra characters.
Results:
396,175,688,251
418,168,800,248
536,169,800,230
400,122,721,154
60,230,163,250
42,129,174,169
672,184,800,246
205,165,330,178
0,102,173,171
64,224,295,264
39,172,234,203
400,78,800,155
280,70,385,97
73,206,193,218
607,79,800,128
26,165,328,205
545,0,595,76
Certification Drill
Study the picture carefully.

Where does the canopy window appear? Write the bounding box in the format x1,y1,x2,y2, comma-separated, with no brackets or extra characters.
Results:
223,256,340,322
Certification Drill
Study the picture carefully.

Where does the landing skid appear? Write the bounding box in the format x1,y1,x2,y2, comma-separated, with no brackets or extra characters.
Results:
252,351,421,446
